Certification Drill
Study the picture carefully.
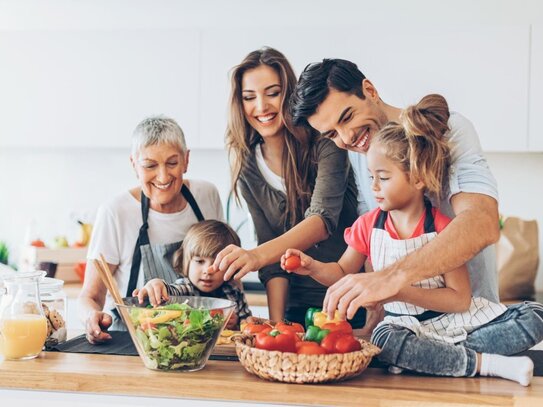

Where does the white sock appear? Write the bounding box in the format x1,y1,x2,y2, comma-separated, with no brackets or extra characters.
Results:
388,365,404,375
479,353,534,386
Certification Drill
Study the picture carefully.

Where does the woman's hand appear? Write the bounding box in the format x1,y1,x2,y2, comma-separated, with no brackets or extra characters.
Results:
85,310,112,344
280,249,314,276
133,279,169,307
214,244,263,281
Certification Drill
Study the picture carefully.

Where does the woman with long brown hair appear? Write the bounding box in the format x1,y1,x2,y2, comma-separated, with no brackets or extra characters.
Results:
213,47,364,326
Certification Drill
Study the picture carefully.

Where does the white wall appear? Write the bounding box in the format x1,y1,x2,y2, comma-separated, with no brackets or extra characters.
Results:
1,0,543,290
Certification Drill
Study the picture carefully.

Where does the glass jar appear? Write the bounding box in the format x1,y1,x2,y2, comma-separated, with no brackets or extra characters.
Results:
40,277,67,345
0,270,48,360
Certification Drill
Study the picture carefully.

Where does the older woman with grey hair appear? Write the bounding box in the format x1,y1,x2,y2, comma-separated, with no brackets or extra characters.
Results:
78,116,224,343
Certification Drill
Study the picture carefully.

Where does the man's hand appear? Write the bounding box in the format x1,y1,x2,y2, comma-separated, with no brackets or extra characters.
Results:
323,269,406,319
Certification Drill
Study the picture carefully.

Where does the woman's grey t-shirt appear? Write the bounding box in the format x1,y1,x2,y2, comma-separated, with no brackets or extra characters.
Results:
239,137,359,308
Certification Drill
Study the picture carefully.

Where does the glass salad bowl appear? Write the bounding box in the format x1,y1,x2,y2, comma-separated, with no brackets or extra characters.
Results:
117,296,235,372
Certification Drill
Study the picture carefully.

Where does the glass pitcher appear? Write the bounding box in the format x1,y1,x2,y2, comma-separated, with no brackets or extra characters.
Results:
0,271,48,360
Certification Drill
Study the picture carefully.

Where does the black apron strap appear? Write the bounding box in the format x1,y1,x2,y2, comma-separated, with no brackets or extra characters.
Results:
181,184,205,221
125,184,205,298
422,198,436,234
126,191,151,297
373,209,388,230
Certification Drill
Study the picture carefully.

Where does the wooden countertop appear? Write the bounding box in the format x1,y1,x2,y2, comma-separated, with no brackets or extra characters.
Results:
0,351,541,406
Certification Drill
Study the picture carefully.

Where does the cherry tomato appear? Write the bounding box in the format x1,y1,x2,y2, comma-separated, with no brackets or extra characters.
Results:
242,322,273,335
284,255,302,271
210,309,224,317
275,321,305,335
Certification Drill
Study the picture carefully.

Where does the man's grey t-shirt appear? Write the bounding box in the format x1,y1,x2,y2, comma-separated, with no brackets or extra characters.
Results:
348,111,499,302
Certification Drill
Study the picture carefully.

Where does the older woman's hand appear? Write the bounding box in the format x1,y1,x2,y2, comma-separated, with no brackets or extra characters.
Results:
213,244,262,281
85,310,113,344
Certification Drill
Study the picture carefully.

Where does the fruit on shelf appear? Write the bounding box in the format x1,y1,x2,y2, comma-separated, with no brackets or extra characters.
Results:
74,221,93,247
30,239,46,248
53,236,69,249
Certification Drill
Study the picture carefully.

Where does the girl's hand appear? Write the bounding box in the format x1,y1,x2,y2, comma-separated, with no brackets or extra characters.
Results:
214,244,262,281
226,313,239,330
280,249,314,276
133,279,169,307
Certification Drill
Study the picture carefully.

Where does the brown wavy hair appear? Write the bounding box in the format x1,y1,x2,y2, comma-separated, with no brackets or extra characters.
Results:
226,47,316,227
373,94,451,199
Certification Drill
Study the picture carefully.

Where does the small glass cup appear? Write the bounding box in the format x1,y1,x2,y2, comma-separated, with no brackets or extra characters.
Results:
0,271,48,360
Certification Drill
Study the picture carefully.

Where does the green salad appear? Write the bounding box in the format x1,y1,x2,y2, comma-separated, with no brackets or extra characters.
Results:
128,303,226,370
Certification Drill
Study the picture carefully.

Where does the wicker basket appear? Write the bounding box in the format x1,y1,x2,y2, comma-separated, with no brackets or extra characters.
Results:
234,335,381,384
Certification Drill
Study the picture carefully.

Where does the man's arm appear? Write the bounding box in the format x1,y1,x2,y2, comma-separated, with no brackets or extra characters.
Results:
323,192,499,319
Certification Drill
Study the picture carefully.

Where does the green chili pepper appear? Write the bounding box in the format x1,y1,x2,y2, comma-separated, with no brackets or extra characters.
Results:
304,325,330,343
304,307,321,329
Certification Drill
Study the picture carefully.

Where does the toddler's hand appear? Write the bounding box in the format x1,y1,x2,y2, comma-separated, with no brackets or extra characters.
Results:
226,313,239,330
280,249,314,276
133,279,169,307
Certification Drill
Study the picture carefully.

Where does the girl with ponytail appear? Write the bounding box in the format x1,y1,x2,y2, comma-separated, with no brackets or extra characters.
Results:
282,94,543,386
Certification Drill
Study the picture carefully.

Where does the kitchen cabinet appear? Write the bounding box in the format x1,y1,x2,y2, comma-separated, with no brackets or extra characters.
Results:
0,29,201,148
0,25,531,152
201,25,530,152
530,24,543,151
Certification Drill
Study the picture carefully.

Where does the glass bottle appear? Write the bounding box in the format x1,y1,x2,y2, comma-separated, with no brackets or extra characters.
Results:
0,271,48,360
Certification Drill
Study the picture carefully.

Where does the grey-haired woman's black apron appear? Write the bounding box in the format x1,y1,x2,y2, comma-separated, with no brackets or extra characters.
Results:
111,184,204,329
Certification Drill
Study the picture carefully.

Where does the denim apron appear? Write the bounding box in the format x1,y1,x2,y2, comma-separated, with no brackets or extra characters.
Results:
111,184,204,329
371,200,506,344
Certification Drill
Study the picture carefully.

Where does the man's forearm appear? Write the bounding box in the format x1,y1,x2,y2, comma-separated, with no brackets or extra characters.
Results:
385,195,499,286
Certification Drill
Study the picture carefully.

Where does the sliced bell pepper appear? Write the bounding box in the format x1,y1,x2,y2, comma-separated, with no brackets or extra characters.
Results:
140,310,183,325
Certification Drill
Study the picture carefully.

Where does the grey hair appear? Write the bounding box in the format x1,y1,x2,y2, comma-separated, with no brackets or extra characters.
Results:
131,116,187,157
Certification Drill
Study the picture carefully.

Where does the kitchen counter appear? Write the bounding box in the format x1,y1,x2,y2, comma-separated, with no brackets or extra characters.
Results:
1,351,542,406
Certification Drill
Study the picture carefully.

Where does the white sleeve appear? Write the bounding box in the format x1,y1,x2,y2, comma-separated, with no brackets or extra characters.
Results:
86,204,121,265
447,113,499,202
208,184,225,222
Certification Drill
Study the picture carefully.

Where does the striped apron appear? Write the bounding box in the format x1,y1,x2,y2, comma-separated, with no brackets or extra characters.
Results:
372,201,506,344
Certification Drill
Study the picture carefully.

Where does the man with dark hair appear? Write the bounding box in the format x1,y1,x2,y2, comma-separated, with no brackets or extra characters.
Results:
290,59,500,323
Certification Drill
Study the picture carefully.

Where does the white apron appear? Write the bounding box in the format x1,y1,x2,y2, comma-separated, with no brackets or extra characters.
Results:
372,202,506,344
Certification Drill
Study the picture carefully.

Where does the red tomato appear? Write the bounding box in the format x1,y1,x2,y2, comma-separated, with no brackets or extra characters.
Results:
321,321,353,335
243,322,273,335
255,330,298,353
335,335,362,353
275,321,305,335
30,239,46,248
210,309,224,317
140,321,156,331
320,331,347,354
297,342,327,355
284,255,302,271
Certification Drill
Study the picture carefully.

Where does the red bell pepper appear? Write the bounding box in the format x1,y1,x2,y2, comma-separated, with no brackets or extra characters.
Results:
255,329,298,353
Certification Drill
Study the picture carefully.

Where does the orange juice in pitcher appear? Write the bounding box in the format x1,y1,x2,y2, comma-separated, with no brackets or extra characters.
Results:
0,271,48,360
0,314,47,359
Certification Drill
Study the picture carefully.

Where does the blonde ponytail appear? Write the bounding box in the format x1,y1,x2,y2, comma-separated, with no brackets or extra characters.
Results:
374,94,451,199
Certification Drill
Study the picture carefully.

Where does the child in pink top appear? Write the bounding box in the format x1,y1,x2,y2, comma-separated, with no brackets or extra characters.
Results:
282,94,543,386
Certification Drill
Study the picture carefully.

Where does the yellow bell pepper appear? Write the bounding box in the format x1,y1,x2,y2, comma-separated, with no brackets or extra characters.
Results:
313,310,341,328
140,310,183,325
